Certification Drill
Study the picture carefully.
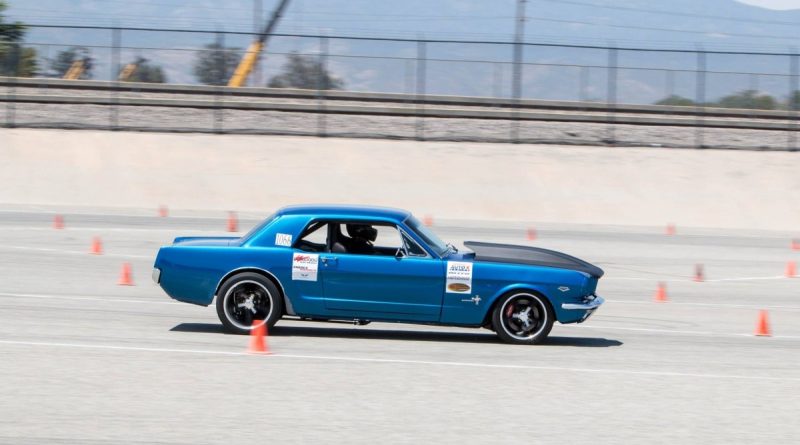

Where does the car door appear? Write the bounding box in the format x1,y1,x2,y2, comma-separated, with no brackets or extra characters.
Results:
321,222,445,322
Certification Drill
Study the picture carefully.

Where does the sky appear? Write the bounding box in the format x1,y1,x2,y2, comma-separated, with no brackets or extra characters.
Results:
737,0,800,8
5,0,800,101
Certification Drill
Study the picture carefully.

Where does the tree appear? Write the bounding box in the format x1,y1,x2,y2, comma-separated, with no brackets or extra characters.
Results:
0,1,38,77
47,46,94,79
714,90,777,110
120,57,166,83
193,42,239,86
654,95,695,107
787,90,800,111
267,52,344,90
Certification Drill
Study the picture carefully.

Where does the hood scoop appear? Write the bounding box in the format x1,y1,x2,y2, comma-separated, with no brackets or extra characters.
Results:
463,241,604,278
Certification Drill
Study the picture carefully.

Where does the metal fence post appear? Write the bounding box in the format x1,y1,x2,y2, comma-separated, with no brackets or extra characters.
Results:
415,39,426,141
665,69,675,98
605,45,618,145
695,48,707,148
5,46,18,128
110,26,121,130
405,58,414,95
789,51,799,151
664,69,675,118
317,35,328,137
579,66,589,103
213,30,224,134
510,1,526,143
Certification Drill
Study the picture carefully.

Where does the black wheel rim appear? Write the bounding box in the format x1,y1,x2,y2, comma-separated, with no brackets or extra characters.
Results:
500,294,547,341
223,280,273,330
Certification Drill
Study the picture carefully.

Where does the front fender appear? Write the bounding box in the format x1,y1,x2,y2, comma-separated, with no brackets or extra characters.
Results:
486,281,596,324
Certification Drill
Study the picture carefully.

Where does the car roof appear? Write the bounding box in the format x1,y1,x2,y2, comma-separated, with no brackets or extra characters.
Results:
275,204,412,222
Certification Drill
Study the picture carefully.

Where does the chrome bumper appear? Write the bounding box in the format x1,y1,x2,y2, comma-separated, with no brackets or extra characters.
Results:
151,267,161,284
561,295,605,311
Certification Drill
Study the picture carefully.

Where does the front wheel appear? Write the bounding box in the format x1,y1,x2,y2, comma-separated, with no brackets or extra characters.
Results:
216,272,283,335
492,292,553,345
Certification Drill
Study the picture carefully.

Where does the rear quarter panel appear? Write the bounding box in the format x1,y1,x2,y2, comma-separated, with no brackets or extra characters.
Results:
155,214,313,306
155,245,291,306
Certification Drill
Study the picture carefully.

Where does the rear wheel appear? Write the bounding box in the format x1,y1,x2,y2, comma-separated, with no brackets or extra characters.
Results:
492,292,553,345
215,272,283,335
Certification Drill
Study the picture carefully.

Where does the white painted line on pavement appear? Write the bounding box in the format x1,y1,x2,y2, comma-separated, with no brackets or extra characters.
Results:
605,275,789,283
0,245,151,259
0,292,178,305
606,299,800,311
0,339,797,382
0,227,226,233
570,324,800,340
2,292,797,339
0,209,243,220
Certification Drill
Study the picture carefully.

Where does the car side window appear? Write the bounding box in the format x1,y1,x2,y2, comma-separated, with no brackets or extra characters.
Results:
402,232,428,257
295,222,328,252
371,225,404,255
332,222,408,257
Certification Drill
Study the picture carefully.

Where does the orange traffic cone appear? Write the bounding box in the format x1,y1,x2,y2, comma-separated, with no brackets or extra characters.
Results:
694,264,704,282
158,205,168,218
53,215,64,229
526,228,537,241
423,215,434,227
227,212,238,232
755,310,771,337
665,223,676,236
787,261,797,278
117,263,134,286
90,237,103,255
248,320,271,354
654,282,668,302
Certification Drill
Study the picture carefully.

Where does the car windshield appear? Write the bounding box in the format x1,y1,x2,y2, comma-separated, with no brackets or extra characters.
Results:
405,216,449,256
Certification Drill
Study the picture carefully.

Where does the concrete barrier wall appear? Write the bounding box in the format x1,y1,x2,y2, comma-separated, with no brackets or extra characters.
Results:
1,128,798,231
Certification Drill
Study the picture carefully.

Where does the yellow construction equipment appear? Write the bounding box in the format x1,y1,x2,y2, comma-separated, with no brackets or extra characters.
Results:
63,59,85,80
118,63,138,81
228,0,290,87
228,41,264,87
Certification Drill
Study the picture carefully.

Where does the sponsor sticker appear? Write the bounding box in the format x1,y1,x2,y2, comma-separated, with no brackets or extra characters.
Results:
275,233,293,247
446,261,473,294
292,253,319,281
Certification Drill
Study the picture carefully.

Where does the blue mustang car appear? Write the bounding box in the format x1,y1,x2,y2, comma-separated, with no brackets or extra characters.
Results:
153,205,604,344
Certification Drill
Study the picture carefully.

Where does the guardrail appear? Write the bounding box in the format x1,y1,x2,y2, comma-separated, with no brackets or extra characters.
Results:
2,77,798,121
1,77,798,149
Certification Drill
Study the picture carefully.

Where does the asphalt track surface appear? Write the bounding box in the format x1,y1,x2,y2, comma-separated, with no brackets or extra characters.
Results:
0,207,798,444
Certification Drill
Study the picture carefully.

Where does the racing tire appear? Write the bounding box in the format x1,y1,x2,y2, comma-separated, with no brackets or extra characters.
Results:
492,291,554,345
216,272,284,335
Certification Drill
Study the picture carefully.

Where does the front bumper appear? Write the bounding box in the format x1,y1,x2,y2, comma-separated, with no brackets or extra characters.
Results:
561,295,604,311
561,295,604,323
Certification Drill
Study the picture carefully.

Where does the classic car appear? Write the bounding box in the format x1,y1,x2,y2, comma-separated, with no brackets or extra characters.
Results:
152,204,604,344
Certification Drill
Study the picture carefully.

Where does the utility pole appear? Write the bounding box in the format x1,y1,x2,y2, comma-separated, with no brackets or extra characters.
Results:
511,0,526,142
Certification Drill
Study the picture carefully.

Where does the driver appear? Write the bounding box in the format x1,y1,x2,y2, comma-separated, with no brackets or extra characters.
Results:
344,223,377,255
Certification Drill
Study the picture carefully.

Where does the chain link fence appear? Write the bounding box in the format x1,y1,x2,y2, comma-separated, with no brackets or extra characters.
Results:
2,24,799,150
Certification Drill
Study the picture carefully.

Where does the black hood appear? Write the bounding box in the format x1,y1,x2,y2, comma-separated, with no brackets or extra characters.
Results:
463,241,604,278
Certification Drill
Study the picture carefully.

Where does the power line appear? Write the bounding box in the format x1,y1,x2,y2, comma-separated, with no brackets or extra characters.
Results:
537,0,800,27
525,16,800,42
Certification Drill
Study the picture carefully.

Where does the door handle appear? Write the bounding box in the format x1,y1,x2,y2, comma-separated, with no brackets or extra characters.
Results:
320,256,338,265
